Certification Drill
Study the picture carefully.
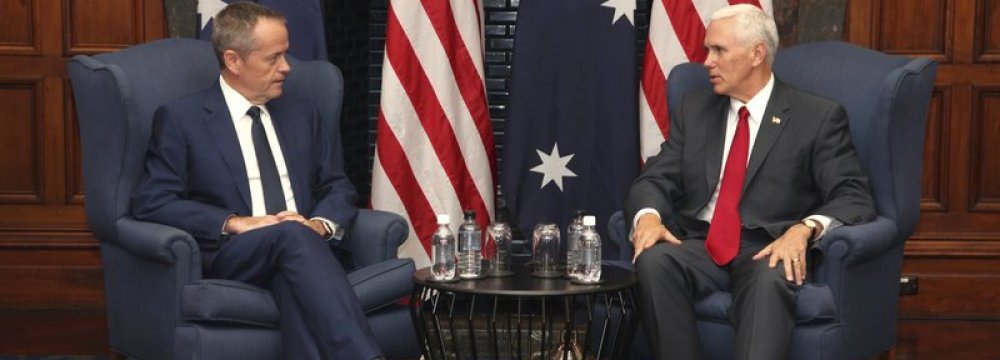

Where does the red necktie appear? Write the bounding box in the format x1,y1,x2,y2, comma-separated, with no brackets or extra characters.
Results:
706,106,750,265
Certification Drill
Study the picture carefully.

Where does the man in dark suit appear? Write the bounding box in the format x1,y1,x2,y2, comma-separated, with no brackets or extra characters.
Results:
626,4,876,360
131,3,382,359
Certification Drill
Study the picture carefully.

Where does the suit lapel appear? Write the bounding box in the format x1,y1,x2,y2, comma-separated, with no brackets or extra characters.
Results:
704,97,728,194
268,103,310,212
203,84,252,212
744,81,791,191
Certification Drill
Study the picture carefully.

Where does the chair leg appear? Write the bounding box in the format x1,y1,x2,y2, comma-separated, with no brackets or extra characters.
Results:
879,347,897,360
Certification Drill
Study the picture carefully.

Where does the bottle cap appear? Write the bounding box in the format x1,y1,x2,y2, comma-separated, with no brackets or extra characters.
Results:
583,216,596,226
464,210,475,220
437,214,450,224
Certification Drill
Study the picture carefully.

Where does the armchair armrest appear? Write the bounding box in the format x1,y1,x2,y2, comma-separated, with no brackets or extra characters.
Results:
347,258,415,313
345,209,409,267
606,211,633,263
814,216,898,268
115,217,201,269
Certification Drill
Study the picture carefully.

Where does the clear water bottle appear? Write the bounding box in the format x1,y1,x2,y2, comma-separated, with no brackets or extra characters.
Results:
458,210,482,278
578,216,602,283
566,210,585,280
431,214,456,281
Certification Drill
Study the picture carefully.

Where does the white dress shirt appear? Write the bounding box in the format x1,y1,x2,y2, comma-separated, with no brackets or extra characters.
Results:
219,77,341,240
634,74,841,239
220,76,298,216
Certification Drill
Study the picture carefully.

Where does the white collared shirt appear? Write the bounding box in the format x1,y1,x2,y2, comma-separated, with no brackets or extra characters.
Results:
634,74,839,238
219,75,298,216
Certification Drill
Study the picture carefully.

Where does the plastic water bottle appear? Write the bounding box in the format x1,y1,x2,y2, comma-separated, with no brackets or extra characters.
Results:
458,210,482,278
578,216,602,283
566,210,585,280
431,214,456,281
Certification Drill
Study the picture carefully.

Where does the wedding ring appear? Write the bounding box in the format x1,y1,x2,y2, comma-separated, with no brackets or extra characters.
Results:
791,258,800,262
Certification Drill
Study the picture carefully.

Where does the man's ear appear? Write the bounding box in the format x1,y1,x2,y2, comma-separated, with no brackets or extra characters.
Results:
751,42,768,67
223,49,242,75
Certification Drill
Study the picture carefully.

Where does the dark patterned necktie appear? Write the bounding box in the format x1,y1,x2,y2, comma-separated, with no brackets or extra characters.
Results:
248,106,286,214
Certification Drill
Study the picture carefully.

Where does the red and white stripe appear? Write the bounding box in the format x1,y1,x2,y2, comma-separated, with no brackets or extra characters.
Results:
372,0,495,268
639,0,772,161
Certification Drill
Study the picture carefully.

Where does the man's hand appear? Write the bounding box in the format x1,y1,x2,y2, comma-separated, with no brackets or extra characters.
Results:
275,211,327,237
224,215,280,235
752,224,812,285
631,214,681,263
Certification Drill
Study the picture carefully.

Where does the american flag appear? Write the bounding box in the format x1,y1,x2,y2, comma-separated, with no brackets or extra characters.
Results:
371,0,496,268
639,0,773,161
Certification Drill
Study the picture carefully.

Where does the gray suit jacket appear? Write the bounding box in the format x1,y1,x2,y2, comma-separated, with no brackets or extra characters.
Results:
625,79,875,240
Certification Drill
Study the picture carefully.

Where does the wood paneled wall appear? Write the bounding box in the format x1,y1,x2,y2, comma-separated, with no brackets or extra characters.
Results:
0,0,164,355
847,0,1000,356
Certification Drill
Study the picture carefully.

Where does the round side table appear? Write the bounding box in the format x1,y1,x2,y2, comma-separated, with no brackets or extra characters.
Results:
409,264,638,360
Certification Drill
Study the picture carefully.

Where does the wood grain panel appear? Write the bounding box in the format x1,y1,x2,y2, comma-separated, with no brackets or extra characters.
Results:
65,0,140,54
0,266,105,309
922,87,950,211
877,0,952,60
0,79,43,204
65,80,84,204
975,0,1000,62
899,257,1000,318
970,87,1000,212
895,319,1000,360
0,309,109,355
0,0,37,54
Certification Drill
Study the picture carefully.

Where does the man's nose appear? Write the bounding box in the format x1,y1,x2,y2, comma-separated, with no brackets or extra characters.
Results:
278,55,291,73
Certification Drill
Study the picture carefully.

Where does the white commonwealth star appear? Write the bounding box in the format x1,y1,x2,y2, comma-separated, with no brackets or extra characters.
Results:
198,0,228,30
602,0,636,25
530,143,577,192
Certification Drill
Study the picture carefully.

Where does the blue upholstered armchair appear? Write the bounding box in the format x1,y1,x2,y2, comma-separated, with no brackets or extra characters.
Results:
606,41,936,359
68,38,420,360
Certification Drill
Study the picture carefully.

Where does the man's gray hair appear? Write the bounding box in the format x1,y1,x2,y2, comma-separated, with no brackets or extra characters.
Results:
211,2,285,68
711,4,779,65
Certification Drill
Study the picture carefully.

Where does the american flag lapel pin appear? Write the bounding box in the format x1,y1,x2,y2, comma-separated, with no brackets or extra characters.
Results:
771,116,781,124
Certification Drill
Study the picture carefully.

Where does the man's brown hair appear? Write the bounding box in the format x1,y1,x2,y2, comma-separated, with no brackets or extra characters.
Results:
211,2,285,68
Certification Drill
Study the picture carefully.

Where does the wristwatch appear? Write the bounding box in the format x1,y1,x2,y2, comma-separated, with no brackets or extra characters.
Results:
799,219,819,242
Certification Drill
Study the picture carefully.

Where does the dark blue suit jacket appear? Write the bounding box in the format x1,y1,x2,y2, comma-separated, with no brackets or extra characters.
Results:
131,81,358,262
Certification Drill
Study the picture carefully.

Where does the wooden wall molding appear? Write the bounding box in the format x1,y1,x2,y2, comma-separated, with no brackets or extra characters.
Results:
969,86,1000,212
974,0,1000,62
0,77,44,205
0,0,41,55
63,0,144,55
906,239,1000,257
873,0,954,61
921,86,950,212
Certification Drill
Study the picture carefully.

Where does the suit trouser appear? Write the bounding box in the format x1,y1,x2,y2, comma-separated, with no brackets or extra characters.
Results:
210,221,379,360
634,236,797,360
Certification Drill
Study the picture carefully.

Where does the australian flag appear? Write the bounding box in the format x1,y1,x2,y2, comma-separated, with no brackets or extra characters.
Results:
501,0,640,259
197,0,328,61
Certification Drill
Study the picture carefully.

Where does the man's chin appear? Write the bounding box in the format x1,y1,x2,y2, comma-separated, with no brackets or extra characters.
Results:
711,84,727,96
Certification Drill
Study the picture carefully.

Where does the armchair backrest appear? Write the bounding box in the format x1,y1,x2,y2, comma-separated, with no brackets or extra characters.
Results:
666,41,937,243
68,38,344,244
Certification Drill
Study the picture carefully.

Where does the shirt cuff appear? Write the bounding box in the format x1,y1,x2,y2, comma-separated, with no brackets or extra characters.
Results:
805,214,841,239
310,216,342,241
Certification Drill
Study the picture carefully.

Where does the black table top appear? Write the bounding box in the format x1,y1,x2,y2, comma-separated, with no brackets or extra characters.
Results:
414,264,636,296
